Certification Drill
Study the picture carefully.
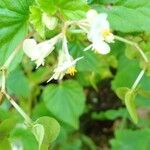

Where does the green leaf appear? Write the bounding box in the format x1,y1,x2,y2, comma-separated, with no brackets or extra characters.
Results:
61,0,89,20
112,55,140,90
36,116,60,145
111,129,150,150
35,0,57,15
0,118,17,140
29,6,45,38
6,68,30,98
10,128,38,150
125,90,138,124
96,0,150,32
0,0,33,71
32,124,44,149
0,138,11,150
0,108,11,121
43,80,85,128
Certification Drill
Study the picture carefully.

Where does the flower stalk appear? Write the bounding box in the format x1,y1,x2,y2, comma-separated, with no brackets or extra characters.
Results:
131,69,145,90
114,35,148,62
4,92,33,126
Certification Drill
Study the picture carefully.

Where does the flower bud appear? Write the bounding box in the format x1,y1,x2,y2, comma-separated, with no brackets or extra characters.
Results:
86,9,98,21
42,13,58,30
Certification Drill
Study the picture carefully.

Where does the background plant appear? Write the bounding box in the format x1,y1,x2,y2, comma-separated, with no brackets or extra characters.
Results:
0,0,150,150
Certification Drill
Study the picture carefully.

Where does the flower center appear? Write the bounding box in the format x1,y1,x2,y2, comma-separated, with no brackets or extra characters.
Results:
66,67,77,76
101,29,111,38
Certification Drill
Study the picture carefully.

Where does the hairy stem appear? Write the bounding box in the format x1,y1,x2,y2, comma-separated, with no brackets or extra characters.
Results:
4,92,32,126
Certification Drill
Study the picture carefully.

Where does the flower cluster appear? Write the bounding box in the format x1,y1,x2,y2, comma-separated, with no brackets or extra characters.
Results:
83,9,114,54
23,9,114,81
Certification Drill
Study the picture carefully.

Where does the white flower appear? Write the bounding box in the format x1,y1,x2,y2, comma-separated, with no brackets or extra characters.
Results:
48,36,83,82
48,51,83,82
23,34,62,68
85,9,114,54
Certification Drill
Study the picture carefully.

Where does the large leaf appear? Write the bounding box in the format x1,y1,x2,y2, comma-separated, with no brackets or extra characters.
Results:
43,80,85,129
96,0,150,32
0,0,34,71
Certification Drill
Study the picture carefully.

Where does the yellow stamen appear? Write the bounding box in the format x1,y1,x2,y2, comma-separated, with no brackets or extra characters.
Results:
101,29,111,38
66,67,77,76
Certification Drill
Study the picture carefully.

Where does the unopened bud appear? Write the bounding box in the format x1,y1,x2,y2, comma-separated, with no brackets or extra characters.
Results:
86,9,98,21
42,13,58,30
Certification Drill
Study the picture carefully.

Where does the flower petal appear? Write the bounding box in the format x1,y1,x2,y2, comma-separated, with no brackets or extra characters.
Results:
93,41,110,54
23,39,40,60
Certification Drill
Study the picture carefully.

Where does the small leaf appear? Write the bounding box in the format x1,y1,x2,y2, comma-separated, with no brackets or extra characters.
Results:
32,124,44,149
36,116,60,145
125,90,138,124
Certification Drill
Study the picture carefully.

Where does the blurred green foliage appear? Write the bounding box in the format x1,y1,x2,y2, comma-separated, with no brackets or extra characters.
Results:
0,0,150,149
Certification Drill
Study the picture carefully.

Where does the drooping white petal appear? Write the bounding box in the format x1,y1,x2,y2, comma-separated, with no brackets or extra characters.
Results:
35,58,45,69
23,39,52,60
23,34,62,68
23,39,40,60
92,41,110,55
